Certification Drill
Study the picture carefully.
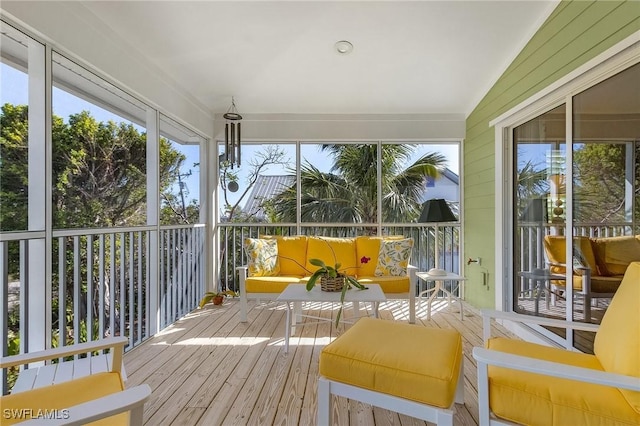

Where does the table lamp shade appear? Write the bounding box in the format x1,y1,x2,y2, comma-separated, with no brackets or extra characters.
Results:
419,199,457,223
520,198,548,222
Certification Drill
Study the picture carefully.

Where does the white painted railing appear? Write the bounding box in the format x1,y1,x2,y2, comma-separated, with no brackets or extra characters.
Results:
159,225,206,329
1,224,205,393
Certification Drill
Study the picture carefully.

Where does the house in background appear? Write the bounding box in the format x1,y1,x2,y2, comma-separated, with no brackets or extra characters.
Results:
242,175,296,221
420,168,459,203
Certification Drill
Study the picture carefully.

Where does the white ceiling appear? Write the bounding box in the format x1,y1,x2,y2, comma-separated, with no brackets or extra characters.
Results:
75,1,557,116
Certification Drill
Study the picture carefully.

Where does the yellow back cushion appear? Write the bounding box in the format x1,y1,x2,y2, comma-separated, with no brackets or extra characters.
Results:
594,261,640,414
306,237,357,275
543,236,598,275
261,235,308,276
592,236,640,276
356,236,382,276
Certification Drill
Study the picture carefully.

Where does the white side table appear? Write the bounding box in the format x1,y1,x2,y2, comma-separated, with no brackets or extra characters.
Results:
416,271,466,321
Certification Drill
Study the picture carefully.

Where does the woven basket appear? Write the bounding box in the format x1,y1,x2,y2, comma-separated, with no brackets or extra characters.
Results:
320,276,344,292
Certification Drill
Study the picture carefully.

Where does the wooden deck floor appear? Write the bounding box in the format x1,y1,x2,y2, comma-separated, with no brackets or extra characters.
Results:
123,298,516,425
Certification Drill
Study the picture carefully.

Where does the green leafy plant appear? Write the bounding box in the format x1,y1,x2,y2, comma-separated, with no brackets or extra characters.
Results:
199,290,238,308
305,252,367,327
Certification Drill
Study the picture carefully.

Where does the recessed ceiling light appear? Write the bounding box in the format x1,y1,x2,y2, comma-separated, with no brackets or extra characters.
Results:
335,40,353,55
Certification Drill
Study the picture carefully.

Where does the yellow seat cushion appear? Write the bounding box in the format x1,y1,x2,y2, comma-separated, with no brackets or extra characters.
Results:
0,372,127,426
486,337,640,425
356,276,410,293
306,237,357,275
594,261,640,414
244,276,303,293
319,317,462,408
261,235,309,276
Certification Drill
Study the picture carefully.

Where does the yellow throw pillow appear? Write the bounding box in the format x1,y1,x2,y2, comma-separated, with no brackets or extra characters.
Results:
375,238,413,276
244,238,280,277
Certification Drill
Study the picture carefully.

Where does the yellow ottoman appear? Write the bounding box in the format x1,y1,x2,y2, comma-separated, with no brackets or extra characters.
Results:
318,317,463,425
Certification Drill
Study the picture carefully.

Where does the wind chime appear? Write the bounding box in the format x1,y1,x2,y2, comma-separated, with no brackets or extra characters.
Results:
224,97,242,168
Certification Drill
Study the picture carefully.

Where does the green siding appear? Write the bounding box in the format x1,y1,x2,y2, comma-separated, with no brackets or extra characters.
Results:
463,0,640,308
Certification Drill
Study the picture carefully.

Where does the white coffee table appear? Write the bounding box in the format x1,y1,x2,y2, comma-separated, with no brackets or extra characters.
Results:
417,271,466,321
277,283,386,353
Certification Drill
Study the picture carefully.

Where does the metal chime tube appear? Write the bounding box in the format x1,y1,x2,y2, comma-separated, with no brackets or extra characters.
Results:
225,122,230,163
230,123,236,165
223,97,242,168
236,122,241,166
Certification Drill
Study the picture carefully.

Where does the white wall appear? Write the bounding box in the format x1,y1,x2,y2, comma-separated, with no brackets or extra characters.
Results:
213,113,465,141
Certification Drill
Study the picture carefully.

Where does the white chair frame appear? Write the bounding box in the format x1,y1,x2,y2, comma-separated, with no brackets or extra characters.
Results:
473,309,640,426
1,336,151,426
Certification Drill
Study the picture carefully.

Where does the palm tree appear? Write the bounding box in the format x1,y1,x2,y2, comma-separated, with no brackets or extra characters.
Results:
272,144,447,225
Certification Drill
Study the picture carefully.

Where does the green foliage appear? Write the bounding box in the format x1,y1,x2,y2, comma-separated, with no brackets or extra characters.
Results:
0,103,193,232
574,143,638,223
272,144,446,224
0,104,30,232
302,239,367,327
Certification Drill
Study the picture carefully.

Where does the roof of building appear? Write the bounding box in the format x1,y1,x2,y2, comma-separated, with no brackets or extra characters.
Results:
243,175,295,221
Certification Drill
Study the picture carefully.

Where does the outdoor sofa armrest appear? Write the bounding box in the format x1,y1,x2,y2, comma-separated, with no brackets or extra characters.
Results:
472,347,640,392
545,261,593,294
479,309,599,343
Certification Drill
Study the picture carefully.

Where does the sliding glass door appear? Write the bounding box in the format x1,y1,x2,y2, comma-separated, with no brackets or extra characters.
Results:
512,63,639,351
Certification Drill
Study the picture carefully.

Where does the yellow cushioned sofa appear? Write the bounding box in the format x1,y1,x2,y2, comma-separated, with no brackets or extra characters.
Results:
237,235,417,323
543,234,640,321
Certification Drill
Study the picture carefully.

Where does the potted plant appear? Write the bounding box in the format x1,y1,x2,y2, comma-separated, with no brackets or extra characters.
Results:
305,257,367,326
199,290,238,308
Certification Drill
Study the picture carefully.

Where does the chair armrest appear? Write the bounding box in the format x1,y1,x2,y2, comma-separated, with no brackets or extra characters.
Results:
480,309,599,342
546,261,592,275
472,347,640,392
19,384,152,426
0,337,128,369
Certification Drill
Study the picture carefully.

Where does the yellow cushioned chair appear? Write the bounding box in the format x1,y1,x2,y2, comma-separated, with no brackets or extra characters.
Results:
543,235,619,322
1,337,151,425
473,261,640,426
